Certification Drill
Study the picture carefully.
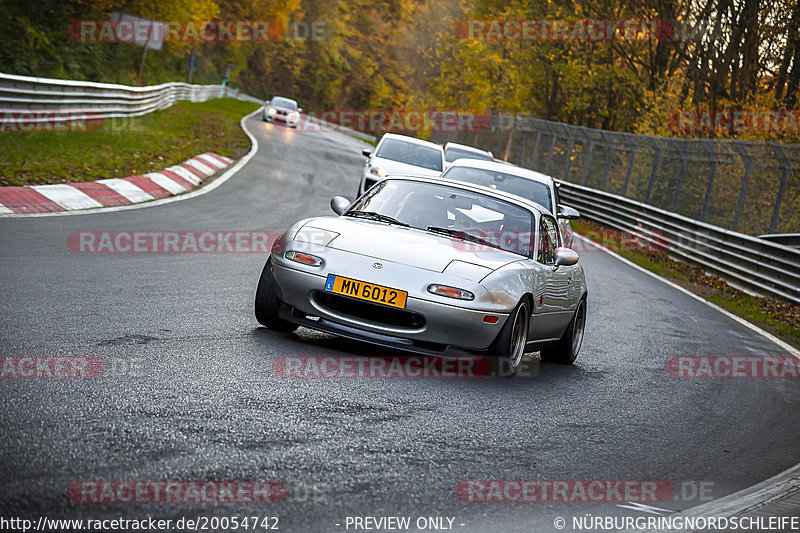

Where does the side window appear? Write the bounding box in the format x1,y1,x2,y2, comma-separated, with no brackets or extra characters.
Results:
537,216,560,264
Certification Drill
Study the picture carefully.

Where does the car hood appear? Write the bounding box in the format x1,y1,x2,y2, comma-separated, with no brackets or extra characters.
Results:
371,156,442,177
301,217,523,279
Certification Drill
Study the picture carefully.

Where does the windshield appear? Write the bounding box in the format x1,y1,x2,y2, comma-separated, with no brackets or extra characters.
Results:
442,166,553,212
270,97,297,110
347,179,534,257
445,147,493,163
375,138,443,171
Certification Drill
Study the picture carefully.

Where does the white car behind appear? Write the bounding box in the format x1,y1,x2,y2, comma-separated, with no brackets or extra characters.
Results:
358,133,445,196
441,159,580,247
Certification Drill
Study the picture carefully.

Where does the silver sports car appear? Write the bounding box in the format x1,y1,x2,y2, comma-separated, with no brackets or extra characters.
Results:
255,176,587,374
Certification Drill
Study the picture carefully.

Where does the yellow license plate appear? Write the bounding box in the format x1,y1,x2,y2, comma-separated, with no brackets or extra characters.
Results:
324,274,408,309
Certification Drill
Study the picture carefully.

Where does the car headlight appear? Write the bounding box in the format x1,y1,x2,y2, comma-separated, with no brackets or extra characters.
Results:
267,107,277,115
427,284,474,300
369,166,386,177
288,112,299,121
285,251,324,267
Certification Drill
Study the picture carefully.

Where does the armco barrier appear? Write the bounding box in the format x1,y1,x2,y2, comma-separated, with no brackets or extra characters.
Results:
0,72,262,124
557,180,800,305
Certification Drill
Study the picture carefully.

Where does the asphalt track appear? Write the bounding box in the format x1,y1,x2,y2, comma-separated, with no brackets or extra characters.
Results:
0,114,798,532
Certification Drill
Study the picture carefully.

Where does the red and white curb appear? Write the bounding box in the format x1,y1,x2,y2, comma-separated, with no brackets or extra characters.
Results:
0,152,233,214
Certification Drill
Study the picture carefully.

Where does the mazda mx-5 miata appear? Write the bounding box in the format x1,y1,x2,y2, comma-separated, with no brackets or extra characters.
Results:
255,177,587,374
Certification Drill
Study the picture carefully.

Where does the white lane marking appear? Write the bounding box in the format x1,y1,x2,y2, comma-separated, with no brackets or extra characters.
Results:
0,203,12,214
195,153,227,170
0,108,269,218
575,233,800,359
143,172,187,194
165,165,202,186
184,158,217,176
29,184,104,210
99,178,154,203
616,502,671,515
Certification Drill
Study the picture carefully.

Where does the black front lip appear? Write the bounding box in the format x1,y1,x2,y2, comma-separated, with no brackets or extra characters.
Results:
278,304,482,357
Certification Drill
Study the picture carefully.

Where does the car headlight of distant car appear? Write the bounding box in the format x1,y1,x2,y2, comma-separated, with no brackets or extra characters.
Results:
369,166,386,177
288,112,299,121
285,251,324,267
267,107,277,115
427,284,475,300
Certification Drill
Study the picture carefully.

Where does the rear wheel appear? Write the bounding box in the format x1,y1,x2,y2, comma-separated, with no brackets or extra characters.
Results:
255,259,297,332
488,299,530,377
541,297,586,365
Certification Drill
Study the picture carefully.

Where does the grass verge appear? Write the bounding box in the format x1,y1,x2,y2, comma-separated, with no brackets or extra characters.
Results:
0,98,260,186
572,220,800,348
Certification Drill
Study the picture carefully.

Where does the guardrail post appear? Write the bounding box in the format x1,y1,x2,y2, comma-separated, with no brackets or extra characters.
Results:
561,128,575,181
530,130,542,168
700,141,718,222
579,131,595,185
644,137,661,203
768,142,791,234
515,128,528,166
543,123,558,175
621,134,636,196
732,141,753,232
670,141,689,211
599,131,615,191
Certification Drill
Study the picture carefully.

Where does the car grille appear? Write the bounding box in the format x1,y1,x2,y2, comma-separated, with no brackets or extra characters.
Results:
277,110,288,115
314,291,425,330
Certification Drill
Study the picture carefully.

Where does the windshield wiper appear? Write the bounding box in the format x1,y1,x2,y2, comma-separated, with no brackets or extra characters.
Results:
426,226,504,251
346,210,410,227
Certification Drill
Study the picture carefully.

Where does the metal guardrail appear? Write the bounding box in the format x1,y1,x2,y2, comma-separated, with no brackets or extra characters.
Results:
557,181,800,305
432,115,800,237
759,234,800,249
0,72,262,123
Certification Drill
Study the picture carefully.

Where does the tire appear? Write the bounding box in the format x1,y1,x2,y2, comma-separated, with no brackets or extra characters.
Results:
255,259,297,332
488,299,530,377
541,297,586,365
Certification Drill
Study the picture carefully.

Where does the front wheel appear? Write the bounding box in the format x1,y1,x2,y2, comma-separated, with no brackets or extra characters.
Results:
255,259,297,332
488,299,530,377
541,298,586,365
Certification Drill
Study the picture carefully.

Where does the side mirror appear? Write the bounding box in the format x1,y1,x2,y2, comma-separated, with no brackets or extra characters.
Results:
330,196,350,216
558,205,580,220
362,149,372,158
554,247,579,267
297,107,303,113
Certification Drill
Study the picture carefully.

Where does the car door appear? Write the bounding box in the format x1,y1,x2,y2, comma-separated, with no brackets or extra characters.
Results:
528,216,562,341
540,215,577,336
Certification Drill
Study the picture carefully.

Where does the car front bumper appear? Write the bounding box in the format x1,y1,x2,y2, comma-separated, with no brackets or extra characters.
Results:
271,261,508,354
